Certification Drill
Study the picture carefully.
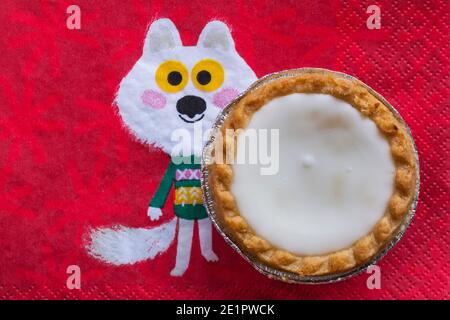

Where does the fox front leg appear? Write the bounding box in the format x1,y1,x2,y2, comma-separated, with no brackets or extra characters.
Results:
170,218,194,276
198,218,219,262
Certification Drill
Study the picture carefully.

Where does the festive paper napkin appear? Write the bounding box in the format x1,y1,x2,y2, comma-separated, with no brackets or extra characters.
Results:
0,0,448,299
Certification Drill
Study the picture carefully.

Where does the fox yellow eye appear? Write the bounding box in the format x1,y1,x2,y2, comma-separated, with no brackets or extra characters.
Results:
192,59,224,92
155,60,188,93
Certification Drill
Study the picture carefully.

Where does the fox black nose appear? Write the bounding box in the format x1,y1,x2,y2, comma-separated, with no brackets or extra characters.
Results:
176,95,206,118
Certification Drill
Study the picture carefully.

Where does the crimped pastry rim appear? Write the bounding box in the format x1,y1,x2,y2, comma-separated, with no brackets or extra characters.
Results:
201,68,420,283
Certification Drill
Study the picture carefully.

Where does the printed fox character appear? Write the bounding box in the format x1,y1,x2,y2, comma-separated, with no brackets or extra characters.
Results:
87,18,256,276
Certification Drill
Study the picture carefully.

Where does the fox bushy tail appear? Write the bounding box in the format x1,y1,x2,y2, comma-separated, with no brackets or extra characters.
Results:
87,217,177,265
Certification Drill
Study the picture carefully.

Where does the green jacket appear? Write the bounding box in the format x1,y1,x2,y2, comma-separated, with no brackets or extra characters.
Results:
150,155,207,220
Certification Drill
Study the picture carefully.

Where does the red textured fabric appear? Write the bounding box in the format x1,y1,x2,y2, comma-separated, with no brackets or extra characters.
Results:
0,0,448,300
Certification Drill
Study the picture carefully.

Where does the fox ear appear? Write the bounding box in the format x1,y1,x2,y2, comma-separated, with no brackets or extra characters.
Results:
143,18,182,54
197,21,235,52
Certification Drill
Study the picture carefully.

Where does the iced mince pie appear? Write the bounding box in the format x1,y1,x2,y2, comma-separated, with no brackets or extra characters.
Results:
203,69,419,281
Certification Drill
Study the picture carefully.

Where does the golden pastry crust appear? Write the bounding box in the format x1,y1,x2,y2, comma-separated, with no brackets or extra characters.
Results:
208,73,418,276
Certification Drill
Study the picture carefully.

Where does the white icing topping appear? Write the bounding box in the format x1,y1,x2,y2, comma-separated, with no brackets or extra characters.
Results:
231,93,395,255
301,154,315,168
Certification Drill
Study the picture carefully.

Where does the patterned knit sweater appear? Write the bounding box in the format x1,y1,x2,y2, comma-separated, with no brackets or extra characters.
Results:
149,155,207,220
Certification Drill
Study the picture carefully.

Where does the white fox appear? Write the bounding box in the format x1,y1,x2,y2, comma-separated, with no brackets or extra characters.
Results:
86,18,256,276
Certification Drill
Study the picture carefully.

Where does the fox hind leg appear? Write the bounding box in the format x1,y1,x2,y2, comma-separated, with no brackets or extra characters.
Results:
170,218,194,276
198,218,219,262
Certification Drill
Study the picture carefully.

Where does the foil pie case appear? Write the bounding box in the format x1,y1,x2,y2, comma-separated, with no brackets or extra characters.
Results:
201,68,420,284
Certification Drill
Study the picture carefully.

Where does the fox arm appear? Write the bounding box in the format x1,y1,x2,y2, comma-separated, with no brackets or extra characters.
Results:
149,159,175,208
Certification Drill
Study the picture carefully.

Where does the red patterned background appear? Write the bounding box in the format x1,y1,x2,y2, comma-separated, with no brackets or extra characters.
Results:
0,0,448,299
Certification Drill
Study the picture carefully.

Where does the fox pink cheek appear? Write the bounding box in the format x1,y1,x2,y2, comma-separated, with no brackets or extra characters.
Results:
213,87,239,109
141,90,167,109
